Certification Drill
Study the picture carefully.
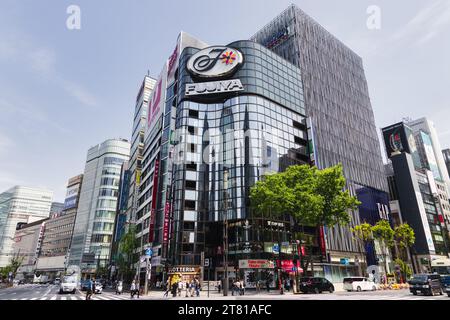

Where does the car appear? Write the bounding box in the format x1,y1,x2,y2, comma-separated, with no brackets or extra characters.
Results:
440,275,450,290
299,277,334,294
59,276,77,294
343,277,377,292
408,274,443,296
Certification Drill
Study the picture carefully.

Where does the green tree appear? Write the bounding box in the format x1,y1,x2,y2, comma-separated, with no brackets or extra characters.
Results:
351,223,373,274
394,258,412,283
117,225,139,283
250,164,360,275
372,220,395,276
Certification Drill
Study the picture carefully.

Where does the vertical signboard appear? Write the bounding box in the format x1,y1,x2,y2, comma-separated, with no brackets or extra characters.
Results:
148,157,160,243
147,65,167,134
421,131,442,181
163,202,171,243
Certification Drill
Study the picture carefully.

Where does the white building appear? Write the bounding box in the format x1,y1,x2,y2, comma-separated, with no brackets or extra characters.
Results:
407,117,450,194
0,186,53,267
68,139,130,274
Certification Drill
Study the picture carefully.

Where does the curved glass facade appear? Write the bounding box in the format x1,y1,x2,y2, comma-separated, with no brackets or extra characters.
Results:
168,40,311,268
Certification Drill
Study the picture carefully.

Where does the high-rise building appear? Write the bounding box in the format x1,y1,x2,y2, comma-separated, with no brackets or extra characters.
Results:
136,30,313,288
251,5,389,276
68,139,130,275
36,174,84,277
0,186,53,267
382,122,450,272
126,76,156,225
407,117,450,194
443,149,450,178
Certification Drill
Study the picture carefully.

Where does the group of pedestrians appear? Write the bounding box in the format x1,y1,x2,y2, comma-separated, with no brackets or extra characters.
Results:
231,279,245,296
163,277,201,298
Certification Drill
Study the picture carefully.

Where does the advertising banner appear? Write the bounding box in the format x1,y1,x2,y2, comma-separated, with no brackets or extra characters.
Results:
238,259,274,269
382,122,412,158
163,201,171,243
147,65,167,133
148,157,160,243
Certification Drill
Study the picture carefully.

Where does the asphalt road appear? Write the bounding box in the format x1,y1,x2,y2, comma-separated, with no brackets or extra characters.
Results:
0,284,448,300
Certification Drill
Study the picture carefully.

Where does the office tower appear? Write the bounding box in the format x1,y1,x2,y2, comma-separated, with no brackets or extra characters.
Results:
251,5,389,276
68,139,130,275
0,186,53,267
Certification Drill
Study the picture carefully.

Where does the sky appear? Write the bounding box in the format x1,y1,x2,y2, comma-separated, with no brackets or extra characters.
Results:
0,0,449,202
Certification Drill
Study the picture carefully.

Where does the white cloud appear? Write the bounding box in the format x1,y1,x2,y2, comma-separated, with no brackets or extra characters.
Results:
391,0,450,46
28,47,56,75
60,79,98,108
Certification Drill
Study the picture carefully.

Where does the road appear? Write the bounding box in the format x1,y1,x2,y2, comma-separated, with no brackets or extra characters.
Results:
0,285,449,300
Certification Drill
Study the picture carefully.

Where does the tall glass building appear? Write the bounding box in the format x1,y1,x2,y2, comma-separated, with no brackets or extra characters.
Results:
251,5,390,279
137,31,312,288
68,139,130,274
0,186,53,267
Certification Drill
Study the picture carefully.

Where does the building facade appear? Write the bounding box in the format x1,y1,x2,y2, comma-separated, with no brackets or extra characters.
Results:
383,122,450,272
68,139,130,275
251,4,389,279
443,149,450,178
407,118,450,194
12,218,48,280
36,175,84,277
135,30,314,288
0,186,53,267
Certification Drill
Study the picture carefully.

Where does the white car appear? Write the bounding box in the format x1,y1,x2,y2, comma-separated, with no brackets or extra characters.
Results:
343,277,377,292
59,276,77,294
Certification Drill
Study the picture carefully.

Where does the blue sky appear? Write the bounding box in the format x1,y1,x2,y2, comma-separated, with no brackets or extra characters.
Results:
1,0,450,201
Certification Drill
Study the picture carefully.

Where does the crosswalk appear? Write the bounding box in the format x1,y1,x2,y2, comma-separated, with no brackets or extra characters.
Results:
8,292,134,301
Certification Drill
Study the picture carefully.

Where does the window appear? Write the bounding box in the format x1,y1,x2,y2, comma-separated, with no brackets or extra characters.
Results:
186,163,197,171
294,136,307,146
103,157,124,165
188,126,195,135
184,200,196,210
185,180,196,190
189,109,199,119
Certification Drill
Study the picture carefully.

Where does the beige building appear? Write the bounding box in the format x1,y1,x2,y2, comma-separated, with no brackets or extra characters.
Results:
12,218,48,277
36,175,83,276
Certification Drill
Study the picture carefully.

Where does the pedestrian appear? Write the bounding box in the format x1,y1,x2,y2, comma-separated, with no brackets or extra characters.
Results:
172,280,178,297
163,278,170,298
116,280,123,295
135,280,140,298
266,279,270,293
178,280,184,297
240,280,245,296
289,278,294,292
156,280,161,289
256,280,261,293
92,278,96,296
185,280,190,297
217,278,222,293
130,280,136,298
189,279,195,297
195,278,200,297
85,278,93,300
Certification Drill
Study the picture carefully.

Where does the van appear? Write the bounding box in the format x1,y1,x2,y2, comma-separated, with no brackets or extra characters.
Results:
408,274,443,296
343,277,377,292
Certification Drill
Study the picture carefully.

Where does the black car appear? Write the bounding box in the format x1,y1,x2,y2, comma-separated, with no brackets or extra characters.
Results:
408,274,443,296
299,277,334,294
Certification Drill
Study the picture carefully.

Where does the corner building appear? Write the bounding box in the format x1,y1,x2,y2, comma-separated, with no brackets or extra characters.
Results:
140,32,311,287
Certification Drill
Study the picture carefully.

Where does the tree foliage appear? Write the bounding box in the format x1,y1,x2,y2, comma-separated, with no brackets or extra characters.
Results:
372,220,395,247
250,164,360,227
394,223,415,249
351,223,373,243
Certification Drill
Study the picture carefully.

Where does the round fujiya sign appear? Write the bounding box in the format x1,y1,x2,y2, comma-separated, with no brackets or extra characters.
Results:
187,46,243,79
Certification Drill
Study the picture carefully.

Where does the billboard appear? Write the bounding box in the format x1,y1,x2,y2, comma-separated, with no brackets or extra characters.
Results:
382,122,413,158
421,131,442,181
63,184,80,210
147,64,167,134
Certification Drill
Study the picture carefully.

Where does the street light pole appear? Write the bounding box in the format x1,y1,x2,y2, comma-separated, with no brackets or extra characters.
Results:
223,169,229,296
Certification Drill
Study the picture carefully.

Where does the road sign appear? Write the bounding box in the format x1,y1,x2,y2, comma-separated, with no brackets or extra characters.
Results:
273,244,280,254
204,258,210,268
145,248,153,256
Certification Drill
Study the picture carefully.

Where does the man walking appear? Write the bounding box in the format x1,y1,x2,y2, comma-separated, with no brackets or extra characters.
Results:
85,278,93,300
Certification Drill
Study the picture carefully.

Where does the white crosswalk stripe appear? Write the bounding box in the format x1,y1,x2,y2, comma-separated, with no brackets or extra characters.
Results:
60,297,67,300
50,295,57,300
40,297,48,300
